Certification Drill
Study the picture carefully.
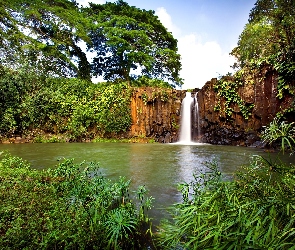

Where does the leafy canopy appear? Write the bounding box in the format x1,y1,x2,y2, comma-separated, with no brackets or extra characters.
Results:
232,0,295,66
0,0,182,87
231,0,295,99
0,0,92,79
87,0,182,87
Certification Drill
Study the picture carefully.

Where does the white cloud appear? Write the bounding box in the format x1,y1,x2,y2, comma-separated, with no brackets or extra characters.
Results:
155,7,181,37
156,7,235,90
178,35,235,89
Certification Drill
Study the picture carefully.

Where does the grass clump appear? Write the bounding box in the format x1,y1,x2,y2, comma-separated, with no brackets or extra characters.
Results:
0,153,153,249
261,118,295,154
157,158,295,249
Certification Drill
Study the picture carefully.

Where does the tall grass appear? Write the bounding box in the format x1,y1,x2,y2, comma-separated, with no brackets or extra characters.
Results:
157,158,295,249
0,153,154,249
261,118,295,154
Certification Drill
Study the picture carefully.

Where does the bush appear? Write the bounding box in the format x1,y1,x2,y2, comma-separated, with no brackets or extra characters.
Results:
0,153,153,249
0,67,133,139
157,159,295,249
261,118,295,154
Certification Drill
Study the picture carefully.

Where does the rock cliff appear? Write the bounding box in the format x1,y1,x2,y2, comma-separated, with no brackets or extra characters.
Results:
128,68,294,146
197,69,294,146
129,87,186,143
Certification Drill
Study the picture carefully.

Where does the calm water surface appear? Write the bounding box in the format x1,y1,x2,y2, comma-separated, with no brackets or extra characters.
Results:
1,142,295,222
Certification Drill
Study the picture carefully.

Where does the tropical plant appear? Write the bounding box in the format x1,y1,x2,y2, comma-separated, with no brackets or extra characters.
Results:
86,0,183,87
0,153,154,249
261,118,295,154
157,158,295,249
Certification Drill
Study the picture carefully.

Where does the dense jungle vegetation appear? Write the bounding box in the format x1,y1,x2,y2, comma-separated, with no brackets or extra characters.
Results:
0,0,182,141
214,0,295,120
0,154,154,249
1,0,295,249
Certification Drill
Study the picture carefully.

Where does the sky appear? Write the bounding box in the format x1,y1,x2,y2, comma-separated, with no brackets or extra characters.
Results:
76,0,257,89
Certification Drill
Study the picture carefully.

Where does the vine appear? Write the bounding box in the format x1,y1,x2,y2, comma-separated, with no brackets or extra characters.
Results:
272,54,295,99
141,89,170,105
141,93,149,105
213,77,254,119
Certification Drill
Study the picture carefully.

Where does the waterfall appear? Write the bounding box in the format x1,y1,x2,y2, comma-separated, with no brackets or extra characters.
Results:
194,92,201,141
179,92,193,143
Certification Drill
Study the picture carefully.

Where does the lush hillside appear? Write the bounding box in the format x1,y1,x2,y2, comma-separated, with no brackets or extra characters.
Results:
227,0,295,119
0,0,182,141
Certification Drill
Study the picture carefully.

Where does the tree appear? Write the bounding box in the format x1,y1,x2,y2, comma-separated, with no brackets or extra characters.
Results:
248,0,295,49
1,0,182,87
87,0,182,87
232,0,295,66
0,0,92,80
231,0,295,98
0,0,30,68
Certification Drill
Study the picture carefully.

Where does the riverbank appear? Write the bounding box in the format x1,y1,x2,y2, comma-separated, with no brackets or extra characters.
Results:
1,143,295,249
0,130,156,144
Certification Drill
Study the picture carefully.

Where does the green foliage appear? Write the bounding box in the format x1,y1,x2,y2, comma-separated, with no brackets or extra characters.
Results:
157,159,295,249
231,17,278,68
0,153,153,249
261,118,295,154
132,76,173,88
33,134,66,143
276,100,295,120
213,77,254,119
171,117,180,130
0,68,133,140
93,82,132,136
140,88,171,106
87,0,183,87
1,0,182,85
231,0,295,100
274,54,295,99
1,0,90,79
92,136,156,143
160,90,169,102
0,66,43,135
141,93,149,105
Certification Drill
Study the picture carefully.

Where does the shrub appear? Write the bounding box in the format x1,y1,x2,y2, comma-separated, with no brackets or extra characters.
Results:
0,153,153,249
157,159,295,249
261,118,295,154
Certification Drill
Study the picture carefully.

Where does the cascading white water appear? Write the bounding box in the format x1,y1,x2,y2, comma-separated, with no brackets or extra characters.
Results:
194,92,201,141
179,92,193,143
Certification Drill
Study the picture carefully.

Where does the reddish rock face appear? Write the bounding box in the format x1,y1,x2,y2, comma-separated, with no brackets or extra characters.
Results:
129,87,186,143
197,69,294,146
127,68,294,146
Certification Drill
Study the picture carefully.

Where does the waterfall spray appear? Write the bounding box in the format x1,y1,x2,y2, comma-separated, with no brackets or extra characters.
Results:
179,92,193,143
194,92,201,141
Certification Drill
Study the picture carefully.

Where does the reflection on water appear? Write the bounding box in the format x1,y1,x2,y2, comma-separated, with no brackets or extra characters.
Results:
0,142,295,222
177,145,212,182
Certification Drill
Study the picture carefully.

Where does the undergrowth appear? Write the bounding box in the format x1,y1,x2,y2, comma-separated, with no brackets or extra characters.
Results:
0,153,154,249
156,158,295,249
